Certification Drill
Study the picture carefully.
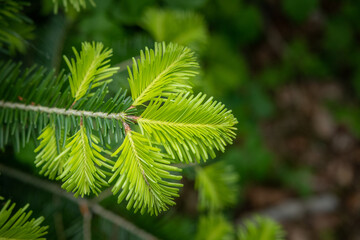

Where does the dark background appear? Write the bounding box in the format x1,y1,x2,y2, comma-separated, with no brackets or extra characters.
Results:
2,0,360,239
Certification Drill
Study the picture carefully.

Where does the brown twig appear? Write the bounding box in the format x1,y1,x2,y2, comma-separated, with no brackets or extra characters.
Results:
53,195,66,240
123,121,131,132
80,200,92,240
93,187,113,203
0,164,157,240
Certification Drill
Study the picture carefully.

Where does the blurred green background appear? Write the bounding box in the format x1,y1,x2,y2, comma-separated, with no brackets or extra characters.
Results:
2,0,360,239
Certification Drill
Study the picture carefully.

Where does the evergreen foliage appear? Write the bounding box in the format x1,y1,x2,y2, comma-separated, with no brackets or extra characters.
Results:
58,125,112,197
64,42,119,101
141,8,208,51
195,214,234,240
109,131,182,215
0,0,310,238
0,61,71,152
34,125,68,180
128,42,198,106
237,216,285,240
0,41,238,214
138,92,238,163
0,0,34,54
195,162,239,211
0,198,48,239
194,215,285,240
52,0,95,13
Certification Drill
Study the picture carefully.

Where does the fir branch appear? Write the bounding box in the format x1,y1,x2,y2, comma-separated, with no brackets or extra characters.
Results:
0,0,34,54
34,124,69,180
0,100,127,121
59,125,112,197
0,164,157,240
138,92,238,163
0,95,130,151
0,40,238,216
195,162,239,211
0,60,132,150
0,61,71,109
195,214,234,240
0,199,48,239
128,42,199,106
141,8,208,51
237,216,285,240
64,42,119,101
109,131,183,215
52,0,95,13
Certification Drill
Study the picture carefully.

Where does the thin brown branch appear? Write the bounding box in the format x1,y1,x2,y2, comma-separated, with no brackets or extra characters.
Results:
80,200,92,240
0,163,75,202
93,187,113,203
0,163,157,240
0,100,126,121
91,204,156,240
53,195,66,240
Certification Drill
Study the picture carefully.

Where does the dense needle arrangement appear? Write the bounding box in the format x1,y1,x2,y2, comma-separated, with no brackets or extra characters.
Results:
0,41,237,215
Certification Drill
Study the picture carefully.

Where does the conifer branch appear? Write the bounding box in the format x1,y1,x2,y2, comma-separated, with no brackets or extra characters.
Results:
0,0,34,54
0,164,157,240
195,214,234,240
0,198,48,239
195,162,239,211
64,42,119,101
128,42,198,106
109,131,183,215
0,41,238,215
141,8,208,51
0,100,127,121
237,216,285,240
52,0,95,13
35,125,69,180
0,57,132,151
138,92,238,163
59,125,111,197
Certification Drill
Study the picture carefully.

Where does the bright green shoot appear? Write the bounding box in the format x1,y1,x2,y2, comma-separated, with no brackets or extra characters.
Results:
238,216,285,240
64,42,119,101
195,162,239,211
0,198,48,239
128,42,198,106
0,41,237,215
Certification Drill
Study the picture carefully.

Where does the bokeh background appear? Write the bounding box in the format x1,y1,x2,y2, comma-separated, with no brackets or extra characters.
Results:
2,0,360,239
